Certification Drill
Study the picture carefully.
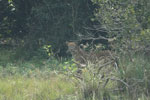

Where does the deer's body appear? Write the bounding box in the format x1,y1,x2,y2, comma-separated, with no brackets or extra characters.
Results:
66,42,114,66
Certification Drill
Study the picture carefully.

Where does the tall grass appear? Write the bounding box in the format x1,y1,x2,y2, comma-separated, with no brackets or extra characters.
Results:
0,49,77,100
67,53,150,100
117,53,150,99
0,49,150,100
0,68,76,100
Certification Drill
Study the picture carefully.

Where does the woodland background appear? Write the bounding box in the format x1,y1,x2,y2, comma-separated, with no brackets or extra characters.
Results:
0,0,150,100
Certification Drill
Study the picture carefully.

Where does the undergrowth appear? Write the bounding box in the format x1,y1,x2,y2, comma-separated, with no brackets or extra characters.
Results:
0,49,150,100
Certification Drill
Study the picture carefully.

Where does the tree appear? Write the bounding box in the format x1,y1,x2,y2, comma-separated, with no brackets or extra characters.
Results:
91,0,150,54
0,0,15,38
25,0,95,56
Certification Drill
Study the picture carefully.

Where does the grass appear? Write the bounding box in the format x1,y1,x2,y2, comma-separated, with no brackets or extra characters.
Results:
0,70,76,100
0,49,77,100
0,49,150,100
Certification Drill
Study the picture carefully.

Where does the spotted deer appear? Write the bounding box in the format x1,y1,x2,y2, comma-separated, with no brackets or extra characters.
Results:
66,41,116,68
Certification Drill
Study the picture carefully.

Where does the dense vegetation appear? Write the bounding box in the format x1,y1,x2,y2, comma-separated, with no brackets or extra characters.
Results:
0,0,150,100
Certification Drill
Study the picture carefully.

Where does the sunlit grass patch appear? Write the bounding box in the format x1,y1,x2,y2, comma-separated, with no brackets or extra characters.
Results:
0,73,76,100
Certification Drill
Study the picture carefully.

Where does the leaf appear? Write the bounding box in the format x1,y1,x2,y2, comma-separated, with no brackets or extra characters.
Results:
64,62,69,64
48,53,51,56
68,67,72,70
63,66,67,69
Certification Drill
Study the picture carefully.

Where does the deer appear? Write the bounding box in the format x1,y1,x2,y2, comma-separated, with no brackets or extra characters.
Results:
66,41,117,70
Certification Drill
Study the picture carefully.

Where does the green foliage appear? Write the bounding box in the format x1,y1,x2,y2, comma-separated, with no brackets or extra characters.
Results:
0,51,150,99
0,0,14,38
43,44,53,57
92,0,150,52
25,0,95,56
63,59,78,74
117,54,150,99
0,0,96,59
1,0,150,99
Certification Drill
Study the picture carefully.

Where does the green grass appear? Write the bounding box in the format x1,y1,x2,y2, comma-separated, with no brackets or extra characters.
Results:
0,49,77,100
0,72,76,100
0,49,150,100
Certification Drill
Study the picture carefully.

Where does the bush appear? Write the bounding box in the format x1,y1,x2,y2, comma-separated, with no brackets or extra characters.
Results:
118,53,150,99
